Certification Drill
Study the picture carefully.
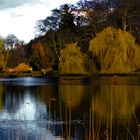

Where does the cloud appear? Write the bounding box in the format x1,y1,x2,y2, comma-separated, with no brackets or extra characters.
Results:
0,3,52,42
0,0,48,9
0,0,78,43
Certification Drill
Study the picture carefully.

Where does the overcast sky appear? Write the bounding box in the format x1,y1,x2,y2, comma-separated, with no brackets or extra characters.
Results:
0,0,78,43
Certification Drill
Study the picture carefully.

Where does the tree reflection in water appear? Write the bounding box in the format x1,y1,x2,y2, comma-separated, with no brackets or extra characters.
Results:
0,77,140,139
0,83,4,110
91,84,140,140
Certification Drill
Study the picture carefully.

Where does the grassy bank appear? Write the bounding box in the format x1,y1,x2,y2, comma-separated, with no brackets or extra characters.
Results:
0,71,42,78
0,71,140,78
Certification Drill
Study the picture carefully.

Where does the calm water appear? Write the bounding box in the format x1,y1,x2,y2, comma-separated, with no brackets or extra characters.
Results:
0,76,140,140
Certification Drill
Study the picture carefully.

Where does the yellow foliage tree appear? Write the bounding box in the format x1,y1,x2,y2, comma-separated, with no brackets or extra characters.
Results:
15,63,32,73
89,27,140,73
60,43,86,74
0,39,5,70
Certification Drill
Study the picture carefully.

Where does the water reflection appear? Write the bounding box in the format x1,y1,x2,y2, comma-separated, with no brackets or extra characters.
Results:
92,85,140,121
60,85,85,107
0,77,140,139
0,83,4,110
0,85,60,140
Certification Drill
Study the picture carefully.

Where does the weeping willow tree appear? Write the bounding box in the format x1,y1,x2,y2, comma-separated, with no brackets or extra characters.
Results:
89,27,140,73
60,43,86,74
0,39,6,70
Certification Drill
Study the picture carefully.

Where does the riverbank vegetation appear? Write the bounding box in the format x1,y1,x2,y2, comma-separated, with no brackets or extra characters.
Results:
60,43,87,74
89,27,140,73
0,0,140,76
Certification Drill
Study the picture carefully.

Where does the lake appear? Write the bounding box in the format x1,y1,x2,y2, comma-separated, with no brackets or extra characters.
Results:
0,76,140,140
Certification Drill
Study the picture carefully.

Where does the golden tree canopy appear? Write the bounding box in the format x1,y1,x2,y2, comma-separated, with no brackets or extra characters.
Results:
60,43,86,74
89,27,140,73
0,39,5,70
0,39,4,49
15,63,32,72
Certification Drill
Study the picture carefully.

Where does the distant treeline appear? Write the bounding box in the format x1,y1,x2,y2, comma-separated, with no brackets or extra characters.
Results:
0,0,140,74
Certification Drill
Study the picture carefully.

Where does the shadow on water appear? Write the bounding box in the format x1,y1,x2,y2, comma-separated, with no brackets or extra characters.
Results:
0,76,140,139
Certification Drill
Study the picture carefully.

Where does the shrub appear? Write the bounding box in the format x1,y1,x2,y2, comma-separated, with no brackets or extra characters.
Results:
15,63,32,73
60,43,86,74
89,27,140,73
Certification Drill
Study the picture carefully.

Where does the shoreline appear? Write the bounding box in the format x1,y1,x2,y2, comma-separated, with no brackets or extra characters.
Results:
0,71,140,78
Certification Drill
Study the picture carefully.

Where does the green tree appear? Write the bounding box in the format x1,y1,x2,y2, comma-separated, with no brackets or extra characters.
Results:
36,4,76,35
60,43,86,74
36,9,60,35
59,4,76,31
89,27,140,73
